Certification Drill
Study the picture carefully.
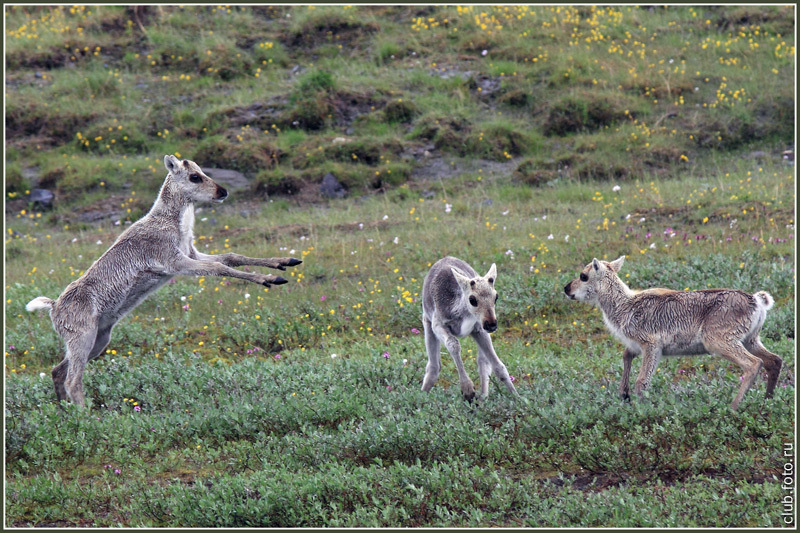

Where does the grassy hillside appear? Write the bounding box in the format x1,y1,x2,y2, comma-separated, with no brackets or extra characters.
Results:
4,5,796,528
5,5,794,214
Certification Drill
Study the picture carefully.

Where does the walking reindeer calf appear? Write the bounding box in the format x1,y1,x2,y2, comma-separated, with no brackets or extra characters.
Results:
421,256,518,401
26,155,302,407
564,256,782,410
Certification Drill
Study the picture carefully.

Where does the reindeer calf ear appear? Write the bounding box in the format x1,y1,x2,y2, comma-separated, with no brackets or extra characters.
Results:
164,155,180,173
592,258,602,271
485,263,497,284
450,267,472,290
609,256,625,272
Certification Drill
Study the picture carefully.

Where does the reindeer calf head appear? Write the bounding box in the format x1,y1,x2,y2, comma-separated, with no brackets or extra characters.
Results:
164,155,228,204
564,256,625,305
452,263,499,333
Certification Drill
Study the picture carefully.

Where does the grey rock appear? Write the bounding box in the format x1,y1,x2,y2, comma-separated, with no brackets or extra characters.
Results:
320,172,347,199
29,188,54,209
201,168,250,191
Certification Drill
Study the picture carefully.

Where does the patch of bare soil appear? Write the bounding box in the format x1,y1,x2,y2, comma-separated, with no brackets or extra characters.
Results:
212,95,288,131
214,89,385,133
282,17,379,50
411,153,519,183
329,90,385,129
6,102,96,146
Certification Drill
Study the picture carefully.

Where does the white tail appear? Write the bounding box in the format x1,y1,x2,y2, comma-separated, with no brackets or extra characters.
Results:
755,291,774,311
26,296,55,312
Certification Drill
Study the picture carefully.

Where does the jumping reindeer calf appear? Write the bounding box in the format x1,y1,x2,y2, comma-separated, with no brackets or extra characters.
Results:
564,256,782,410
26,155,302,407
421,256,518,401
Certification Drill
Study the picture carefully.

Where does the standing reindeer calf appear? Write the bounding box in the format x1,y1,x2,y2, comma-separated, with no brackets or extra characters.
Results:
421,256,518,401
26,155,302,407
564,256,782,410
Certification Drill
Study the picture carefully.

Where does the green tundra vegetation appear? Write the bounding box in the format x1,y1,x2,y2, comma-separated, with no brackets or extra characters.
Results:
4,5,795,527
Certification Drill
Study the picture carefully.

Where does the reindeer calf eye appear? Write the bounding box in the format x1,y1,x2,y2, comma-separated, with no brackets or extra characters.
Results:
469,295,478,307
189,174,202,183
579,273,589,282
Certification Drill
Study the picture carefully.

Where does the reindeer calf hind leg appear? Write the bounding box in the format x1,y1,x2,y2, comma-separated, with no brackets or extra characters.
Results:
745,338,783,398
61,328,97,407
51,358,70,403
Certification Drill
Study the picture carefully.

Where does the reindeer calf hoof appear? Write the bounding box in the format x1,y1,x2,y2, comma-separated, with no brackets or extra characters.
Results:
286,258,303,267
622,393,631,403
461,383,476,402
264,276,288,286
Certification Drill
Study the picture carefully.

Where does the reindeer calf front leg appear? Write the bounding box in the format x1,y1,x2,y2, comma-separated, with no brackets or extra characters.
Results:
431,321,475,401
633,345,662,397
194,251,302,271
170,256,288,286
619,348,638,401
471,329,518,397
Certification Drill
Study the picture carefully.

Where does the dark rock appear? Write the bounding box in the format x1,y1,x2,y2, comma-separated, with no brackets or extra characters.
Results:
29,188,54,210
476,76,501,95
201,168,249,191
320,172,347,199
421,190,435,199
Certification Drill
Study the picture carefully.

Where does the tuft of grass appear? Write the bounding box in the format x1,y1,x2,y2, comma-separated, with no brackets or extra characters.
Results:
194,132,283,175
543,90,633,136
